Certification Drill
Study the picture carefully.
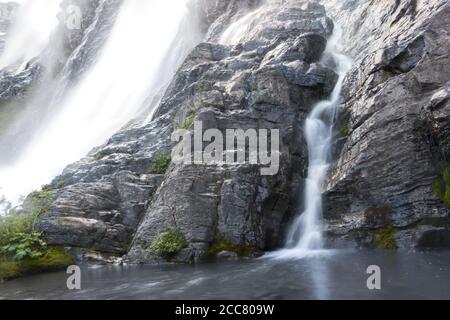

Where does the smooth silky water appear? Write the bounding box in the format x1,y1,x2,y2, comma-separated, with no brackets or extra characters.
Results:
0,0,201,211
1,250,450,300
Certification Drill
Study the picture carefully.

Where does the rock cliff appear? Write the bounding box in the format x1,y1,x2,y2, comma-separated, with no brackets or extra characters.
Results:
320,0,450,249
2,0,449,263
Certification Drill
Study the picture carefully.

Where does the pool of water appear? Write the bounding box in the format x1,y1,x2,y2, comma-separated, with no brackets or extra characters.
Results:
1,249,450,300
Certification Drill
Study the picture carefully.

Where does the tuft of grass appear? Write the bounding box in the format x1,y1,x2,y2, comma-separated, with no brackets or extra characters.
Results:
375,227,398,250
337,113,350,137
432,167,450,207
0,261,20,279
151,152,172,174
339,122,349,137
181,114,195,130
92,152,107,161
151,229,187,259
207,240,253,257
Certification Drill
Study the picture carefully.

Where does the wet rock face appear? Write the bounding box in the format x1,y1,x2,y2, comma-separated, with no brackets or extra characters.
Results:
30,0,450,260
52,0,123,81
36,0,337,261
128,1,336,263
320,0,450,249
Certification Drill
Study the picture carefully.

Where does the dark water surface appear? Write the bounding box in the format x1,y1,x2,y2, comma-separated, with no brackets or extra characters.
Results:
1,249,450,300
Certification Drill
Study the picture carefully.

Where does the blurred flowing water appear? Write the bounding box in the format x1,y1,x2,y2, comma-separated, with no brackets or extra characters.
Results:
1,250,450,300
0,0,201,211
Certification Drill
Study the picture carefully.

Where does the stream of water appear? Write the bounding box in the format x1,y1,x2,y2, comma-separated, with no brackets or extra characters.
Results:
267,25,352,260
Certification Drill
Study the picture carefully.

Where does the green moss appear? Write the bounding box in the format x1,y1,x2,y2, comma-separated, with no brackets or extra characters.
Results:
414,119,425,131
151,229,187,259
207,240,253,257
443,168,450,185
339,122,349,137
337,113,350,137
0,247,74,280
0,261,21,279
432,167,450,207
19,247,74,273
150,152,172,174
375,227,398,250
181,114,195,130
92,152,107,161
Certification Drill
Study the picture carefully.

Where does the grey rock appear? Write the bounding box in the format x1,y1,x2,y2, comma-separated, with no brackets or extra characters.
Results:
321,0,450,248
32,0,337,263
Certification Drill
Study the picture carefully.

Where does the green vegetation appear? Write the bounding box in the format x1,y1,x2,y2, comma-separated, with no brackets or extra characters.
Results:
0,188,72,281
92,152,108,161
0,247,74,280
18,247,74,274
414,119,425,131
0,261,20,279
0,212,37,246
151,229,187,259
207,240,253,257
92,152,107,161
1,232,47,261
432,167,450,207
151,152,172,174
339,122,349,137
337,113,350,137
375,227,398,250
181,114,195,130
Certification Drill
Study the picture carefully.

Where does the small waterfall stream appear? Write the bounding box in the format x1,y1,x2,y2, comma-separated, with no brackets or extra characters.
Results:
271,25,352,259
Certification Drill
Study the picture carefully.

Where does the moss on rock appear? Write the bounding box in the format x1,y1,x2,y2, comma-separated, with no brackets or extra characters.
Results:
432,167,450,207
207,240,253,257
375,227,398,250
181,114,196,130
0,247,74,281
150,152,172,174
150,229,187,259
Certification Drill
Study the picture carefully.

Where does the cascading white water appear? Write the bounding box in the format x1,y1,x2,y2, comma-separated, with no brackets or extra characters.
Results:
270,25,352,259
0,0,199,211
219,5,266,45
0,0,62,70
216,1,352,259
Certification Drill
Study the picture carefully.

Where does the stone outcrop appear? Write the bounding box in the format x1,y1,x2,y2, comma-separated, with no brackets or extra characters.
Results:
320,0,450,249
1,0,447,263
35,1,338,262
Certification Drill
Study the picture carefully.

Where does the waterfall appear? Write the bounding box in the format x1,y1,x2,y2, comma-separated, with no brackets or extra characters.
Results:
270,25,352,259
0,0,62,70
219,5,266,45
0,0,200,212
